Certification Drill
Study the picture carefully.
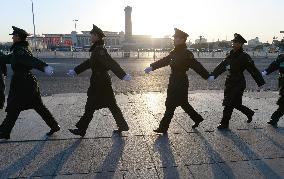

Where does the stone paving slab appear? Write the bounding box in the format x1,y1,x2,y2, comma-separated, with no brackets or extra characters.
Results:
0,91,284,178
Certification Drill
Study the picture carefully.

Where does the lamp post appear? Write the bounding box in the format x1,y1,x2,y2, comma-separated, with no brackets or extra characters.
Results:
30,0,36,50
73,19,78,31
198,35,203,57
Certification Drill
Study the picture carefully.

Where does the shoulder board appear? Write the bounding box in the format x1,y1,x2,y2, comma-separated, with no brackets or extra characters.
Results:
244,53,254,63
94,46,107,56
185,50,194,59
14,46,27,55
225,50,232,59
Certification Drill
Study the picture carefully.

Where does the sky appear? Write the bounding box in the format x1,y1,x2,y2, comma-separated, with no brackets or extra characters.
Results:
0,0,283,43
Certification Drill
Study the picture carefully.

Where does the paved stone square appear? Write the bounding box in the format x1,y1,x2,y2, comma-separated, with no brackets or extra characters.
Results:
0,91,283,178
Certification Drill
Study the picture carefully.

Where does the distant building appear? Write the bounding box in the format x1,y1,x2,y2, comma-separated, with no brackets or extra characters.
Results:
40,34,72,50
195,37,207,44
131,35,173,49
27,5,173,51
124,6,132,42
248,37,262,47
27,35,47,50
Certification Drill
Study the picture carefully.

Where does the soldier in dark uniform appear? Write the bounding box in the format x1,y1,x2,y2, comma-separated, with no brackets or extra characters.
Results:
144,28,210,133
68,25,132,137
0,26,60,140
209,33,265,129
0,51,7,109
261,51,284,127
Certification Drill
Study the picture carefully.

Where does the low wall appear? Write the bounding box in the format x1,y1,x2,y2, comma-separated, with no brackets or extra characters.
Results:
26,51,282,59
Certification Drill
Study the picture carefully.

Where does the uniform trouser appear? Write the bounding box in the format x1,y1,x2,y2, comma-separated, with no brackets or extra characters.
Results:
76,102,128,132
0,74,5,107
0,100,58,134
271,105,284,123
158,101,204,131
220,104,254,125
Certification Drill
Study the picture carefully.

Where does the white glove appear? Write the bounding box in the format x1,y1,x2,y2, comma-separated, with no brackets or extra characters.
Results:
67,69,76,77
261,71,267,76
44,66,54,76
144,66,153,74
207,75,215,82
122,74,132,81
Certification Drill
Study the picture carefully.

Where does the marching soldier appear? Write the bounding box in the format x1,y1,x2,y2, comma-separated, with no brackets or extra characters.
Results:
0,51,7,109
68,25,132,137
144,28,210,133
0,26,60,140
209,33,265,129
262,51,284,128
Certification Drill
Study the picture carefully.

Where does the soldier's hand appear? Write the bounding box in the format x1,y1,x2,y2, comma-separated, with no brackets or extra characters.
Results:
261,71,267,77
144,66,153,74
44,66,54,76
122,74,132,81
67,69,76,77
207,75,215,82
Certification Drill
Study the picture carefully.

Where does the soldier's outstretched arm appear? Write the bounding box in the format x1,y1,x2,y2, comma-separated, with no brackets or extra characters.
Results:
190,58,210,80
264,54,284,75
246,55,265,87
149,53,172,71
9,46,47,71
14,53,47,72
210,59,227,79
95,49,127,79
73,59,91,75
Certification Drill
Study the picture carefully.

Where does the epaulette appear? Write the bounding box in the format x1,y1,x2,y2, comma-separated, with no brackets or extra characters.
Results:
14,46,27,56
243,53,254,63
186,50,194,59
94,45,106,56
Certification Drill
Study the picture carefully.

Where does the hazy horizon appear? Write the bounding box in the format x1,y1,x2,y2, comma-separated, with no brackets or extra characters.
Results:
0,0,283,43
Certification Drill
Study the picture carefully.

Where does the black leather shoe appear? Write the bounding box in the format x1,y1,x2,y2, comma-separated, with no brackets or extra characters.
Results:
113,126,129,133
153,128,167,133
267,120,278,128
217,124,229,129
0,132,10,140
68,128,86,137
46,125,60,136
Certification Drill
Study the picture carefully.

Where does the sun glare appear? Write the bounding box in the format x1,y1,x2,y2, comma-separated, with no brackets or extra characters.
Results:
130,0,197,38
146,92,162,113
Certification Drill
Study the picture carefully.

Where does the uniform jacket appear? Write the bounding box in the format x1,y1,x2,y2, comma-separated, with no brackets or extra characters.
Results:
150,44,209,106
74,40,126,109
0,51,7,76
265,53,284,105
0,41,48,111
211,48,265,106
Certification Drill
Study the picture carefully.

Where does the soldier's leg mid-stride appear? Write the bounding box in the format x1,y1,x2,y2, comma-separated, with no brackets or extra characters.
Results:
209,33,265,129
67,24,131,136
268,105,284,128
144,28,210,133
0,101,60,139
0,26,60,140
262,54,284,128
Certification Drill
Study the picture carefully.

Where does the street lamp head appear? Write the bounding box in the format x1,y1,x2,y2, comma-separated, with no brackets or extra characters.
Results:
73,19,79,31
